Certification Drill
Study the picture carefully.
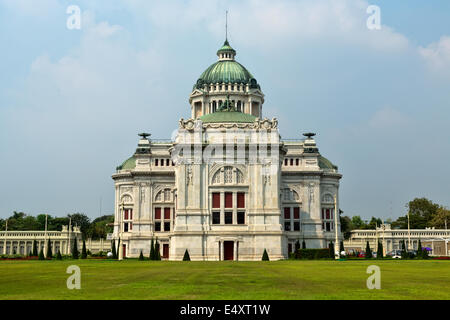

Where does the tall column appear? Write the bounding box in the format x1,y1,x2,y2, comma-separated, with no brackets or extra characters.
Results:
233,241,238,261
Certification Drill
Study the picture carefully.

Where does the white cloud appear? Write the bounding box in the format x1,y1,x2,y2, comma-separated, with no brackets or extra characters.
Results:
368,107,412,130
419,36,450,70
0,0,62,17
125,0,409,52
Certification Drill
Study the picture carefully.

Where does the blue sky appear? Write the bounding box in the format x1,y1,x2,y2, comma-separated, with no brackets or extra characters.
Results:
0,0,449,221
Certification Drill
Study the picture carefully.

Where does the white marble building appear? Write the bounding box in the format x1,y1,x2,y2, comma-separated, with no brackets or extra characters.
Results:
112,40,342,260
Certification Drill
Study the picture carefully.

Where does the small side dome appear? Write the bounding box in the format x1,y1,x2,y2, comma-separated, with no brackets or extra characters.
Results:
318,156,338,170
117,156,136,171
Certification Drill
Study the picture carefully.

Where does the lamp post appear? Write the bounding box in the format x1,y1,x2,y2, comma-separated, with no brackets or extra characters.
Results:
3,219,7,255
334,195,339,259
118,201,124,260
44,214,48,258
407,210,411,250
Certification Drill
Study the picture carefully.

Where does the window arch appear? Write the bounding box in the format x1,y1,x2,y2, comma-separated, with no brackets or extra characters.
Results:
224,167,233,183
322,194,334,203
121,194,133,203
282,188,300,202
155,188,172,202
211,166,245,185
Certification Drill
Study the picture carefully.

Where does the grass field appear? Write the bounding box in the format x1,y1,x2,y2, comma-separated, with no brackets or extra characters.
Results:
0,259,449,300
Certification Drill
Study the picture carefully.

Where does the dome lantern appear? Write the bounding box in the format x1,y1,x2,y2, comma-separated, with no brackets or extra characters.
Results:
217,39,236,61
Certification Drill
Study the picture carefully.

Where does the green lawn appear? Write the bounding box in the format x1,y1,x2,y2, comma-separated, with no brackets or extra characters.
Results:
0,259,449,300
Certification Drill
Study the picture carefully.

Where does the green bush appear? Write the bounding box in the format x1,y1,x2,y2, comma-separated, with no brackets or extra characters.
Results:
81,240,87,259
183,249,190,261
149,238,155,260
38,248,45,260
365,241,373,259
56,250,62,260
262,249,269,261
72,237,79,259
111,240,117,259
46,239,52,259
295,248,331,260
139,250,144,261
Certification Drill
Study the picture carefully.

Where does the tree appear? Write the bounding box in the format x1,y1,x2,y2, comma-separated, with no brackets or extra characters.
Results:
295,240,300,252
340,216,352,239
262,249,269,261
32,239,38,257
154,238,161,260
302,240,306,249
339,241,345,253
183,249,190,261
67,213,91,238
417,239,423,259
88,215,114,239
81,239,87,259
401,240,409,259
149,238,155,260
393,198,440,229
351,216,366,229
111,240,117,259
56,249,62,260
72,237,79,259
38,248,45,260
328,242,334,258
365,241,372,259
46,238,52,259
367,217,383,230
139,250,144,261
430,207,450,229
377,241,383,259
117,238,121,259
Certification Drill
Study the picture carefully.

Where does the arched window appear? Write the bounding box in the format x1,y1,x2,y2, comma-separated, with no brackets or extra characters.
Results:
237,170,244,183
224,167,233,183
164,189,171,202
322,194,334,203
155,188,172,202
121,194,133,203
212,166,244,184
212,170,221,184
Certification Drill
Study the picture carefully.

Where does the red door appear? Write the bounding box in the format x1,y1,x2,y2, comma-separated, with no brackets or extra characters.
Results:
163,244,169,259
224,241,234,261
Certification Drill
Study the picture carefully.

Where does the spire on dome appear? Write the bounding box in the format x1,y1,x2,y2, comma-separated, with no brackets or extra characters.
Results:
217,10,236,61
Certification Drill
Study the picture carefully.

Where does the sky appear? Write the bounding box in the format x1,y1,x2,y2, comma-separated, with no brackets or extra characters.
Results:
0,0,449,221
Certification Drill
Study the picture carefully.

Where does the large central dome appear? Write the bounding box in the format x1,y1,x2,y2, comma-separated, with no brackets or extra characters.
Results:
193,40,260,90
197,60,254,86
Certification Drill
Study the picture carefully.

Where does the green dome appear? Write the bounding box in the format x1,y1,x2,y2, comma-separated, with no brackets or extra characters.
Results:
195,60,254,87
117,156,136,171
199,110,257,123
318,156,338,170
194,40,260,90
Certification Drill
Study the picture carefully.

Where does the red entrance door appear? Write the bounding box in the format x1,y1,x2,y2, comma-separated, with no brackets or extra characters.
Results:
163,244,169,259
224,241,234,261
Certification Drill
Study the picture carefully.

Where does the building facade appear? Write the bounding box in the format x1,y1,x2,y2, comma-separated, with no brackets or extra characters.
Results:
344,224,450,256
112,40,342,260
0,226,83,256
